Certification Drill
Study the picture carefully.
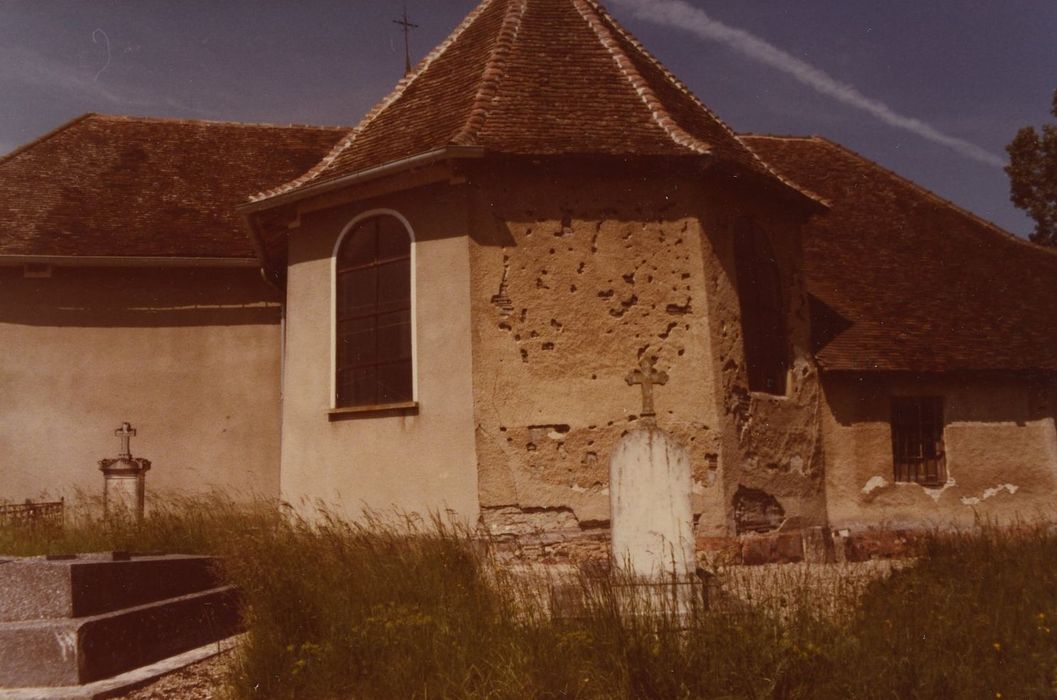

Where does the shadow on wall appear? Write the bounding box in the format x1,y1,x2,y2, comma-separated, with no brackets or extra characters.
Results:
826,373,1055,428
0,266,280,328
465,157,704,252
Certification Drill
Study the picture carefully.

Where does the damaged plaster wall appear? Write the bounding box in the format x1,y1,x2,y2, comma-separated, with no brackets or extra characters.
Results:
467,161,726,536
699,198,828,536
822,373,1057,530
466,160,827,539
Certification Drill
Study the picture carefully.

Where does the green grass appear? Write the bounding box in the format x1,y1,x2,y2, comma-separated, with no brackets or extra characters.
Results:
4,498,1057,699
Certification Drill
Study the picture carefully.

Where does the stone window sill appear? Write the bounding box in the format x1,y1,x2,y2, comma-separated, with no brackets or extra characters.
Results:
327,401,419,421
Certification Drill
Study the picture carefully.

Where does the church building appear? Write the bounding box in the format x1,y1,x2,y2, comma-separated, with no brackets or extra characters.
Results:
3,0,1056,560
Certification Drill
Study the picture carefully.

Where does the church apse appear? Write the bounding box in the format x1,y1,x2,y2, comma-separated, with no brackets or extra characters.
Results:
465,159,826,549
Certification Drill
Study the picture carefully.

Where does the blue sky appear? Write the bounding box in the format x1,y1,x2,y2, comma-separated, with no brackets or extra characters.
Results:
1,0,1054,236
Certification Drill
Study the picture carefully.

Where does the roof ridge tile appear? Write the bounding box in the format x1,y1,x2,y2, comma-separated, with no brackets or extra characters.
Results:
82,114,349,131
737,133,824,143
0,114,342,258
585,0,824,206
248,0,824,208
573,0,708,155
451,0,528,146
252,0,501,203
0,113,96,167
744,134,1057,372
807,135,1057,260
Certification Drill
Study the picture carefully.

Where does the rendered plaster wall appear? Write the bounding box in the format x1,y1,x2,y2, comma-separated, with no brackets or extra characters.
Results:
702,197,827,536
466,161,825,538
822,374,1057,530
0,267,282,504
279,184,480,523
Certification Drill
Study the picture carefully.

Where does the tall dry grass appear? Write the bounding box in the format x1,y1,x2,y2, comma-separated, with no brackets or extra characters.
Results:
4,497,1057,698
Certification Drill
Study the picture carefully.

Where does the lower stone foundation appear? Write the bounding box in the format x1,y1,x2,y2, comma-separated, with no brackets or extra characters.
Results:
485,516,929,569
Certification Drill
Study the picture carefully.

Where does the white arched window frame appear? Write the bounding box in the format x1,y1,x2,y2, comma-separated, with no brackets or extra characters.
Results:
330,209,418,410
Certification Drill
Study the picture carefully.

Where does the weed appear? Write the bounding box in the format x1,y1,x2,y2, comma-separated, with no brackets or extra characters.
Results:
3,498,1056,699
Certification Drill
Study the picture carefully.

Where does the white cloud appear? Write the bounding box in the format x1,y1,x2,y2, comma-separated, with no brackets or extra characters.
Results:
611,0,1006,168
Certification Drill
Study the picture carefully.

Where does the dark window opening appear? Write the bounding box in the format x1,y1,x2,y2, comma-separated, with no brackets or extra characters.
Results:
891,396,946,486
734,219,788,395
335,215,412,408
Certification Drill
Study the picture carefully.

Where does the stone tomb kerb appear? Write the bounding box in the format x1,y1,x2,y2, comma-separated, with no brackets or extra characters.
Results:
0,553,239,690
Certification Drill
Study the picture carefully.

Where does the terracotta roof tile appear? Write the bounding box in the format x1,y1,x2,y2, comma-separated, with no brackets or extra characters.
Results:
0,114,343,259
257,0,801,202
742,134,1057,373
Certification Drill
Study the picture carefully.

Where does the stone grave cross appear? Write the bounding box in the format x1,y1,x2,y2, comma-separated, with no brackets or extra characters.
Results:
625,358,668,421
114,422,136,459
100,422,150,521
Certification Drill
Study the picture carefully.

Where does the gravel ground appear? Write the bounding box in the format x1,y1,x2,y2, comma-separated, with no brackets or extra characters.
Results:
119,652,231,700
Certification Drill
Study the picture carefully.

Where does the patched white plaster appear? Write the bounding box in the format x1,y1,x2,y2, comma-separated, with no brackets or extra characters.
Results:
922,478,956,502
861,475,888,495
961,483,1020,506
789,455,805,473
692,479,708,495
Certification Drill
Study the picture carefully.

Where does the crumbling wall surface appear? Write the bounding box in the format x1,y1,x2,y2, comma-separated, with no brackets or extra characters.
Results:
699,195,827,536
822,373,1057,531
467,161,726,536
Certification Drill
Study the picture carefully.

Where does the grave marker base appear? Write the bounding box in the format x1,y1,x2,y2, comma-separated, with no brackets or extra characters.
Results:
0,554,240,690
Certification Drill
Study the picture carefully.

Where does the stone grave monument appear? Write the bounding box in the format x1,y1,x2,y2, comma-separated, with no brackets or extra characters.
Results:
98,422,151,521
608,358,705,613
0,552,239,694
611,359,696,578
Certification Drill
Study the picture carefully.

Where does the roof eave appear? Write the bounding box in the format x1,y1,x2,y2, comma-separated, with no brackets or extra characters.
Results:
0,254,260,268
239,145,487,214
819,365,1057,377
705,158,829,214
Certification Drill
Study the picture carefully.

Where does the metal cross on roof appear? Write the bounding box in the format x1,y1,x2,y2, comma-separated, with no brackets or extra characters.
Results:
114,422,136,459
393,4,419,76
625,358,669,421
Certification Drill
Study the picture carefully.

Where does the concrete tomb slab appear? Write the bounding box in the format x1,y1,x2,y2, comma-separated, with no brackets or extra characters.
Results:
0,554,223,622
0,554,239,689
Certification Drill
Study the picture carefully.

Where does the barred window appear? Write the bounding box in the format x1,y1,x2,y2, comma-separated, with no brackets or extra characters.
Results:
891,396,946,486
335,214,412,408
734,219,789,395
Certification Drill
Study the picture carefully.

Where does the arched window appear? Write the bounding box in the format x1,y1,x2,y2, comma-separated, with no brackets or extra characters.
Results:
335,213,413,408
734,219,788,395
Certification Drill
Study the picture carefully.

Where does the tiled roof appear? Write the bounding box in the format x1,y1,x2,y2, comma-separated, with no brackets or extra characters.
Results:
741,134,1057,373
0,114,344,259
255,0,804,203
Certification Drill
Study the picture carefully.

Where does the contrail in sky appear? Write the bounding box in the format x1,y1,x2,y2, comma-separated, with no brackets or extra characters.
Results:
0,45,211,116
610,0,1006,168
